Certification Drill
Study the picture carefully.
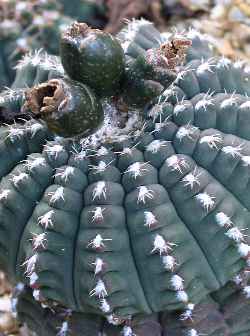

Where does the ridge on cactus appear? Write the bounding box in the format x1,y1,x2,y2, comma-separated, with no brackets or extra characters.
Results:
0,19,250,336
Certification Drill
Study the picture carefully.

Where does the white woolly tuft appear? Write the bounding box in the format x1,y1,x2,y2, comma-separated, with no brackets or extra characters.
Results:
29,272,39,287
57,321,69,336
237,243,250,257
196,192,215,212
162,255,177,271
25,156,46,170
73,150,87,161
148,104,163,122
92,258,105,275
243,286,250,299
176,290,189,303
100,299,111,313
125,162,148,179
33,289,40,302
48,187,65,204
38,210,54,229
199,134,222,149
221,95,237,108
226,227,245,242
197,59,215,74
22,254,38,276
44,144,65,158
176,126,197,142
171,275,184,291
15,49,64,74
180,303,195,321
182,169,201,189
89,279,108,298
91,207,105,222
11,172,29,186
242,156,250,166
6,126,24,142
222,144,243,158
215,212,232,228
87,234,112,250
55,167,75,182
89,161,109,174
216,56,232,69
122,326,135,336
166,155,189,173
32,233,47,250
146,140,168,153
174,102,188,116
240,101,250,109
151,234,174,255
137,186,154,204
233,275,243,285
29,123,44,137
92,181,107,200
186,329,199,336
195,96,214,111
106,314,121,326
0,189,10,201
144,211,158,228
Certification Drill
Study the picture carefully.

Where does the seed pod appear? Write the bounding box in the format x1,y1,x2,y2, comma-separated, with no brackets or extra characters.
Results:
23,78,104,138
60,22,125,97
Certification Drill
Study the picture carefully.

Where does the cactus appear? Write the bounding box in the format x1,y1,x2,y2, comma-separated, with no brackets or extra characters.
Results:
0,0,72,90
13,282,250,335
0,20,250,336
117,19,215,64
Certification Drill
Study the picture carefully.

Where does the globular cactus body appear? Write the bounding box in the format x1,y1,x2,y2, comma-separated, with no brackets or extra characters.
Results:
0,20,250,336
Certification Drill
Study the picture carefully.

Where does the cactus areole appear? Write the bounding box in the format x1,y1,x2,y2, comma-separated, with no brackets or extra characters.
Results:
1,20,250,336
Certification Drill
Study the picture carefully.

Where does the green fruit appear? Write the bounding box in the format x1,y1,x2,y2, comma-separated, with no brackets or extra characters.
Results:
60,22,125,97
23,77,104,138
